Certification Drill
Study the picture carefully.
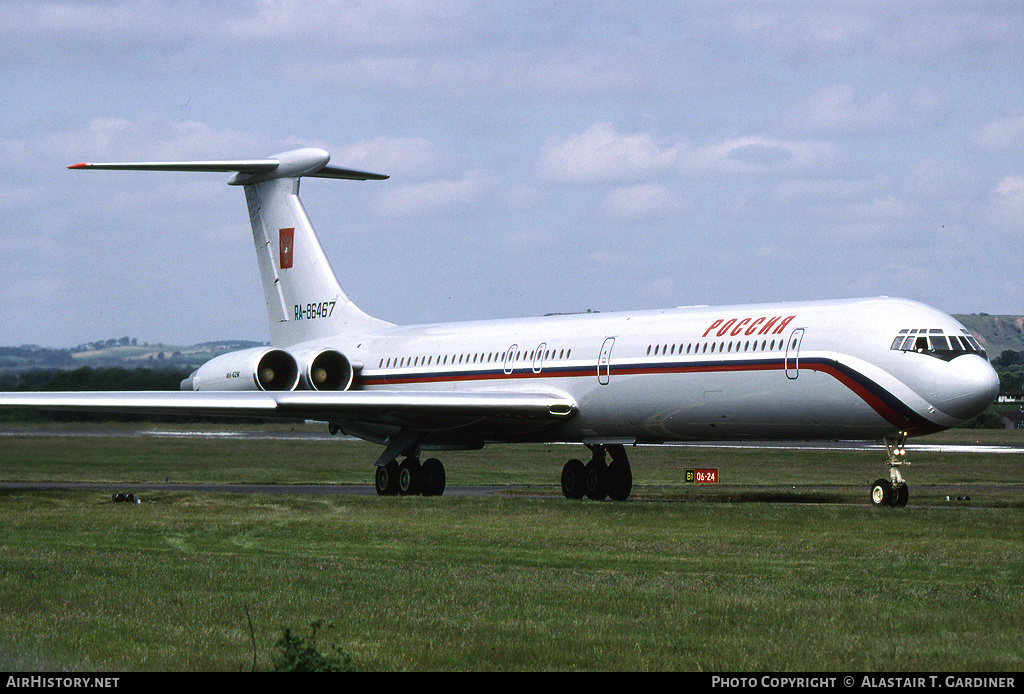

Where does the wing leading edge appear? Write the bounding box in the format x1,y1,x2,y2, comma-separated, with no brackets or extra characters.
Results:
0,389,577,437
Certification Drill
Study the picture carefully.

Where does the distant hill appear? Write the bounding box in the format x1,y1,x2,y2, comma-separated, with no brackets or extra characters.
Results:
954,315,1024,357
0,340,268,372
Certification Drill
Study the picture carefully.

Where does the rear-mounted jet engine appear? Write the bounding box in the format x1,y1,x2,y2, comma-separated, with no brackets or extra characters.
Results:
293,348,355,391
181,347,300,392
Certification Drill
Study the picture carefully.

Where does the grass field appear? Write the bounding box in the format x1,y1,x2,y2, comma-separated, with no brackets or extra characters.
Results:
0,424,1021,671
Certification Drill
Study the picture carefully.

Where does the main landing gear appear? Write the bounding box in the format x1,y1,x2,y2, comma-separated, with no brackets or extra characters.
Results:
369,428,634,500
871,432,910,508
375,456,446,497
561,443,633,501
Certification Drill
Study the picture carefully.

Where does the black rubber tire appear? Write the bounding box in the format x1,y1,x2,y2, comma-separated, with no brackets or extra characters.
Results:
421,457,446,497
561,459,586,499
375,460,400,496
584,459,608,501
870,478,892,507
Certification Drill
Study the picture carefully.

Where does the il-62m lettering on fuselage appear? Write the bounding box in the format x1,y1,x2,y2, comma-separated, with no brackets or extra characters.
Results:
1,147,1000,507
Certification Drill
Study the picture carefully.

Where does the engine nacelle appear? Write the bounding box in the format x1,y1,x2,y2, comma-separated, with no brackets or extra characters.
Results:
294,348,355,391
181,347,300,392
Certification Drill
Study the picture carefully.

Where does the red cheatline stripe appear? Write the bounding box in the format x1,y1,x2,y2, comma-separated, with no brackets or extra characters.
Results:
359,356,932,432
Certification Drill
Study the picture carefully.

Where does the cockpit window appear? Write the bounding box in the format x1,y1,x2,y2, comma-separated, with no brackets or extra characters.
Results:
889,328,986,361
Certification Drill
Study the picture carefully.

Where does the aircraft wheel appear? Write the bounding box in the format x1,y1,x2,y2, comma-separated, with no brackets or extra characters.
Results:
893,483,909,508
398,457,421,496
375,460,400,496
420,457,446,497
870,478,892,507
585,459,609,501
607,462,633,501
561,459,586,499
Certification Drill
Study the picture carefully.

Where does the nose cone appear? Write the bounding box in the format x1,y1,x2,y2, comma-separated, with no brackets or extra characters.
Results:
935,355,1001,421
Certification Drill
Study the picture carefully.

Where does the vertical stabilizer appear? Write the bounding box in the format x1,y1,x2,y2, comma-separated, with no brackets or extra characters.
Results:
68,148,392,348
243,177,391,346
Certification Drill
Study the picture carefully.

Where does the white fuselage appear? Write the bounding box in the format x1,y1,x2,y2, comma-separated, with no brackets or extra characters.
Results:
291,296,999,447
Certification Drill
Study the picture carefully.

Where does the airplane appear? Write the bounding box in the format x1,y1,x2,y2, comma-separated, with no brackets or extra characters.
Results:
0,147,1000,506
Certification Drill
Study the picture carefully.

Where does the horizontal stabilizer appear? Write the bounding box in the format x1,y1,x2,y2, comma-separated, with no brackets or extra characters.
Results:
68,160,278,173
68,147,388,184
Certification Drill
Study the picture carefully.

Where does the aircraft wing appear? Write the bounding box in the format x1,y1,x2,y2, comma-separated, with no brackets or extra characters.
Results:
0,389,577,437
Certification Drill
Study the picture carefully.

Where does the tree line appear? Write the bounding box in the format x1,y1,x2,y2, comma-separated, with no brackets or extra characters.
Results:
0,366,229,423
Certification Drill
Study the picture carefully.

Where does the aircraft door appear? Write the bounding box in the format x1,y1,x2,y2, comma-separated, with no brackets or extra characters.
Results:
533,342,547,374
598,337,615,385
785,328,805,380
503,344,517,375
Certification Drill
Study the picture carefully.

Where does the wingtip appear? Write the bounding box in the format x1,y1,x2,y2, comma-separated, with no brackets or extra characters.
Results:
67,163,90,169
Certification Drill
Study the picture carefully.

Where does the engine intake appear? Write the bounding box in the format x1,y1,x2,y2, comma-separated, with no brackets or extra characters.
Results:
181,347,300,392
300,349,354,391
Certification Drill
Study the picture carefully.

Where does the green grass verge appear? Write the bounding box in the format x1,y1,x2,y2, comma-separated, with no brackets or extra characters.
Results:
0,426,1021,671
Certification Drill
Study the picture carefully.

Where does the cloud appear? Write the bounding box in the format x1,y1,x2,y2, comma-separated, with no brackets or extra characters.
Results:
773,175,890,202
728,4,1022,64
49,118,276,162
987,176,1024,231
537,124,834,183
779,84,950,137
378,171,486,217
222,0,474,47
536,123,685,184
602,183,685,220
330,137,438,178
283,47,637,97
690,136,836,174
973,113,1024,152
782,85,897,134
728,7,875,57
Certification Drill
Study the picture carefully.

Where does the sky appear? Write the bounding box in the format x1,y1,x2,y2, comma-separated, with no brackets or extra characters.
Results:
1,1,1022,348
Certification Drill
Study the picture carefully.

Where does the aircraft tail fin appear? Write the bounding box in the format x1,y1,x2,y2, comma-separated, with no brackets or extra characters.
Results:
70,148,393,347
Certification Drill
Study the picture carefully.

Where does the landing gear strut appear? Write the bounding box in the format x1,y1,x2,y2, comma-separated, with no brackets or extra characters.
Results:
561,444,633,501
871,432,910,507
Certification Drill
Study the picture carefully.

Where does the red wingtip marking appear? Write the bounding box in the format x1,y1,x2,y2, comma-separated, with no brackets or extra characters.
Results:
67,163,90,169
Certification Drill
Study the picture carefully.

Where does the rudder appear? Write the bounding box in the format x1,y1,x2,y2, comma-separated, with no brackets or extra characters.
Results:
243,177,391,347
